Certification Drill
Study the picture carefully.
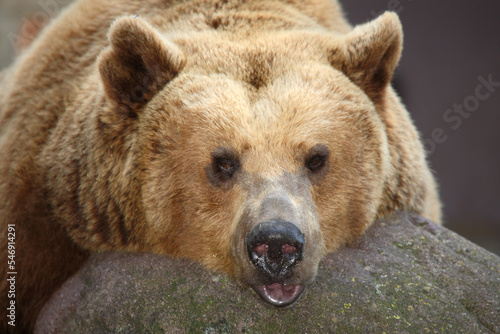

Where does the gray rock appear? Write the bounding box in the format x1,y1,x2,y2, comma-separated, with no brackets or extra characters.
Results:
35,213,500,333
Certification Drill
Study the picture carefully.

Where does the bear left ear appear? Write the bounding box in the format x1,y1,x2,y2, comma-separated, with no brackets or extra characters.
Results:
98,16,186,113
329,12,402,105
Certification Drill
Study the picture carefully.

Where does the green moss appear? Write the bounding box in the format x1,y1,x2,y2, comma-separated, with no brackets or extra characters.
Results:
50,215,500,333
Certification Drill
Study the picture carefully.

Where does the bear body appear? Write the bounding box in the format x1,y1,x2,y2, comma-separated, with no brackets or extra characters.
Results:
0,0,440,331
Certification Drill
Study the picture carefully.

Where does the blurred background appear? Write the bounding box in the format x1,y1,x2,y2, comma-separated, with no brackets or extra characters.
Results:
1,0,499,254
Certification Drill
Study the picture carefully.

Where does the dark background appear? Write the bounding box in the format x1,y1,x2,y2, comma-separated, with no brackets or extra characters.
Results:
1,0,499,254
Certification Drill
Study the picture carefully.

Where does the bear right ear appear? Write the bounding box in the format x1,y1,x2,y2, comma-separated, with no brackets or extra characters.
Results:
98,16,185,113
328,12,402,106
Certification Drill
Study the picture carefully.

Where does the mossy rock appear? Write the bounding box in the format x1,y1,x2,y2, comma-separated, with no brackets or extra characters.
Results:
36,213,500,333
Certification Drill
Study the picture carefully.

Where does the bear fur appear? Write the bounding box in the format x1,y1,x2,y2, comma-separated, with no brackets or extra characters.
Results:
0,0,441,331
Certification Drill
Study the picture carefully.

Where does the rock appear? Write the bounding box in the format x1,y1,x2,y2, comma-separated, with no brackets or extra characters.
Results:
35,213,500,333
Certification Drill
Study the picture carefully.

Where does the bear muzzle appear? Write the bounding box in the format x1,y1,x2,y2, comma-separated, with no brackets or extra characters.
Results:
246,220,306,306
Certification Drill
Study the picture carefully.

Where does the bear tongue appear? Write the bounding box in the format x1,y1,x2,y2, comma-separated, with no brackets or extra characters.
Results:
252,283,305,306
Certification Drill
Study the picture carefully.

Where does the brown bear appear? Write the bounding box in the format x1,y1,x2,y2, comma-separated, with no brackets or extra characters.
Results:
0,0,441,332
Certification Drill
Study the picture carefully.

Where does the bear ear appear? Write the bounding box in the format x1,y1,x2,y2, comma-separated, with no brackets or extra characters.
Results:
98,16,186,113
329,12,402,105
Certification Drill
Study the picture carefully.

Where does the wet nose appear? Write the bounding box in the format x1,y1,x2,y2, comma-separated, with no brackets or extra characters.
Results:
246,221,304,279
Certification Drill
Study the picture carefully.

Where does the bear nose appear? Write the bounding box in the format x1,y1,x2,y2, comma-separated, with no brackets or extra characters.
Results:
246,221,304,279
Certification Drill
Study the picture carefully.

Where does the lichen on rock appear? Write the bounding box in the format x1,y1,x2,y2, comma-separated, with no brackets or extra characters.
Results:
36,213,500,333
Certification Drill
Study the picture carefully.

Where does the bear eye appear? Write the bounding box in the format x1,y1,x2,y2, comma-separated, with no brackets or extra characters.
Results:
214,158,238,177
305,144,329,174
206,147,240,187
306,155,326,172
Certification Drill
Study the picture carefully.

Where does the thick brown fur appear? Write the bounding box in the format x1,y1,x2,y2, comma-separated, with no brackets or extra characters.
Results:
0,0,440,332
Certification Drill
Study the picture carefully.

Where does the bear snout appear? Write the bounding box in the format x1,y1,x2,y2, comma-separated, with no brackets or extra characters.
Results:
233,177,321,306
245,220,307,306
246,220,304,280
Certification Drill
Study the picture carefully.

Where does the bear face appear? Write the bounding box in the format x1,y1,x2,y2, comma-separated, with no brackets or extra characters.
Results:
93,15,399,305
140,64,387,305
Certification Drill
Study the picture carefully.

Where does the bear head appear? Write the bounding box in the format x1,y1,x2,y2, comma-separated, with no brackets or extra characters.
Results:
96,12,402,305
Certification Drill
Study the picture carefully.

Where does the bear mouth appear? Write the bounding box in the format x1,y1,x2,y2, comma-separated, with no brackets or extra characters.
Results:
252,283,305,306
